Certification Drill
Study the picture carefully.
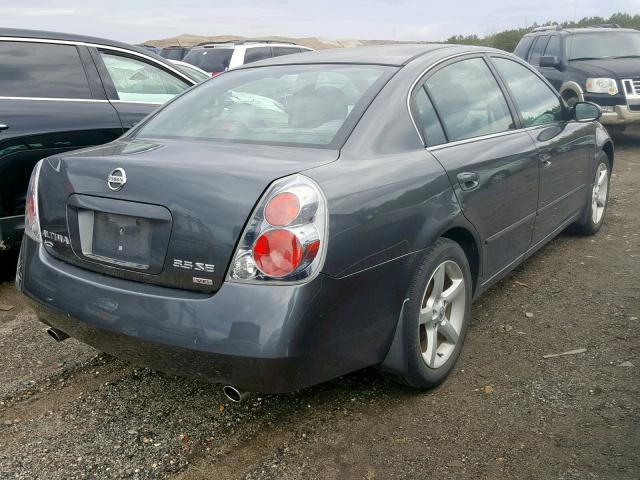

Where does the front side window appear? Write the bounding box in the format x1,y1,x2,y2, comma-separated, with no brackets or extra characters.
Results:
544,36,562,58
492,57,564,127
0,41,92,99
134,64,395,148
529,35,549,64
566,32,640,60
425,58,514,142
244,47,272,64
100,52,189,103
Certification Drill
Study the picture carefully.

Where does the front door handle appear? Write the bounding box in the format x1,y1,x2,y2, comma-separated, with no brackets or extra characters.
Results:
457,171,479,191
0,124,8,132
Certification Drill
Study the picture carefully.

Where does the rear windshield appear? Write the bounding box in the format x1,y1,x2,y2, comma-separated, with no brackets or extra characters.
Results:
183,48,233,73
133,64,395,148
567,31,640,60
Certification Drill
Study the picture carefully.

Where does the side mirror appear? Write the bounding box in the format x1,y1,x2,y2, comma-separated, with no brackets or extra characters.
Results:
539,55,560,68
574,101,602,122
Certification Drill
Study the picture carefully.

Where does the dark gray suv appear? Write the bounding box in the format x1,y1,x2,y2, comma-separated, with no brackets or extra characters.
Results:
17,44,613,397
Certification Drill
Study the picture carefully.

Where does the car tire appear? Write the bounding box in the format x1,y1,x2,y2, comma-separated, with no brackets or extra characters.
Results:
562,91,579,108
389,238,472,389
572,151,611,235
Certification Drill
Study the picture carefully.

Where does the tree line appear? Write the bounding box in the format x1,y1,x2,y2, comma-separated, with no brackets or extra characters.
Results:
445,12,640,52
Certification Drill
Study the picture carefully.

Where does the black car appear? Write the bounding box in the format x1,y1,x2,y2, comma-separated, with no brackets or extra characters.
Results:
159,45,191,61
17,44,613,399
514,25,640,131
0,29,197,251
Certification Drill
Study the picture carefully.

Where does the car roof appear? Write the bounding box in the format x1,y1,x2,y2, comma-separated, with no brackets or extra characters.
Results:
236,43,495,68
524,26,638,36
0,27,156,58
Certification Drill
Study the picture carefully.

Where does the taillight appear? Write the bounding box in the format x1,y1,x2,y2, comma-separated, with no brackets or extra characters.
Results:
228,174,327,283
25,160,43,243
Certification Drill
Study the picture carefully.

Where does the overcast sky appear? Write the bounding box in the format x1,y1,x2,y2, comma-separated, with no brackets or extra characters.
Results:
2,0,639,43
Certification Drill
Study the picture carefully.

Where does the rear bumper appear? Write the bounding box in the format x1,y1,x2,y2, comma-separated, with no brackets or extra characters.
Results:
0,215,24,251
18,237,413,392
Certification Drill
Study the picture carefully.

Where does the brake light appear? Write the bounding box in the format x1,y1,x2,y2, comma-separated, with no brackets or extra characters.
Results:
211,71,221,77
228,174,328,283
25,160,43,243
264,192,300,226
253,229,302,277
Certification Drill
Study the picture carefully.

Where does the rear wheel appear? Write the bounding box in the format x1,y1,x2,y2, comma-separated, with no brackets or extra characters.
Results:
573,151,610,235
389,238,472,389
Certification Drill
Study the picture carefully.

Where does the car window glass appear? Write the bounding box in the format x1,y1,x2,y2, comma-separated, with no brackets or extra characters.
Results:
244,47,272,64
514,36,534,58
183,48,233,73
0,41,92,99
135,64,394,148
272,47,301,57
544,36,561,58
492,57,564,127
414,87,447,146
425,58,514,142
529,35,549,64
100,52,189,103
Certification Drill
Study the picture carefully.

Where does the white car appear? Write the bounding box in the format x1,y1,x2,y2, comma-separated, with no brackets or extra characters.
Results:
182,41,314,75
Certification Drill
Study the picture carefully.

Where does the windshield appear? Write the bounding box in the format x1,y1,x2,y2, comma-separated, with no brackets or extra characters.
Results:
183,48,233,73
567,31,640,60
133,64,395,148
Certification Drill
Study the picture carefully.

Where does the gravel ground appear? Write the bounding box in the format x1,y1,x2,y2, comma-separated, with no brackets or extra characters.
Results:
0,136,638,480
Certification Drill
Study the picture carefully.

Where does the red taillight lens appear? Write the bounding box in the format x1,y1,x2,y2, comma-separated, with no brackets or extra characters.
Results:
264,192,300,226
253,229,302,277
211,71,221,77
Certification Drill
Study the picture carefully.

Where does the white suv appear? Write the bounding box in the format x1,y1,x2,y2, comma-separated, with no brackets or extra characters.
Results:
182,41,314,75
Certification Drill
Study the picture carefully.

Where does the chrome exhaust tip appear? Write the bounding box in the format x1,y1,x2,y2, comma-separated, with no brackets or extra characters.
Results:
46,327,69,342
222,385,249,403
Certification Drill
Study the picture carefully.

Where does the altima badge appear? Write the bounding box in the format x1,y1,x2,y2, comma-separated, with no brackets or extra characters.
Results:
107,168,127,191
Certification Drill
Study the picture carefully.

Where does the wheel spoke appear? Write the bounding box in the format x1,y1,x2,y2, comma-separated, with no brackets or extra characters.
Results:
419,309,432,325
439,321,459,345
442,278,464,303
432,265,445,297
597,169,607,188
423,324,439,367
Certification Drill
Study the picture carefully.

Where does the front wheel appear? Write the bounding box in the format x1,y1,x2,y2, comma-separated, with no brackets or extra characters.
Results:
389,238,472,389
573,151,611,235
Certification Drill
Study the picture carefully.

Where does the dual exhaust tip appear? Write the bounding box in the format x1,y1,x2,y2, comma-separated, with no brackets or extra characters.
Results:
46,328,250,403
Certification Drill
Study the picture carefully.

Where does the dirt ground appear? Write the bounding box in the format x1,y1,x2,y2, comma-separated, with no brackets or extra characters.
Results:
0,136,638,480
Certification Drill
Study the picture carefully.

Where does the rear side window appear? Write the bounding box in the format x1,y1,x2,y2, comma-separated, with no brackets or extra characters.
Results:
183,48,233,73
425,58,514,142
544,36,561,58
100,52,189,103
492,57,564,127
529,35,549,64
414,88,446,146
244,47,272,64
514,36,534,58
0,41,92,99
272,47,301,57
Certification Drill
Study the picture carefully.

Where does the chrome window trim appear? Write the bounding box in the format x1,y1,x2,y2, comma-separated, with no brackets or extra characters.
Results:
110,100,163,106
0,96,108,102
406,50,493,145
0,36,195,85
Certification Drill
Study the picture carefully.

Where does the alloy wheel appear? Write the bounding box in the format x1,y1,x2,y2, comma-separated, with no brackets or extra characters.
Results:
591,163,608,224
419,260,466,369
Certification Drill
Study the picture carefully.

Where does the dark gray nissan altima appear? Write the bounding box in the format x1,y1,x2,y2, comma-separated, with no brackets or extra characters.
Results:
17,44,613,397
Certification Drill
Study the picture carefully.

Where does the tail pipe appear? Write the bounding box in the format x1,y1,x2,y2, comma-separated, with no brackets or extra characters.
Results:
46,327,69,342
222,385,250,403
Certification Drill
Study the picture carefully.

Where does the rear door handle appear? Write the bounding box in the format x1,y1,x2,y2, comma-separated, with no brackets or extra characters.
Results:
0,124,8,132
457,172,479,191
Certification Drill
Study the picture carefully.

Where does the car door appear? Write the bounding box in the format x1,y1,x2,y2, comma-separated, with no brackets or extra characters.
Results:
528,35,550,67
0,39,122,246
490,55,594,245
416,56,540,281
90,48,193,129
